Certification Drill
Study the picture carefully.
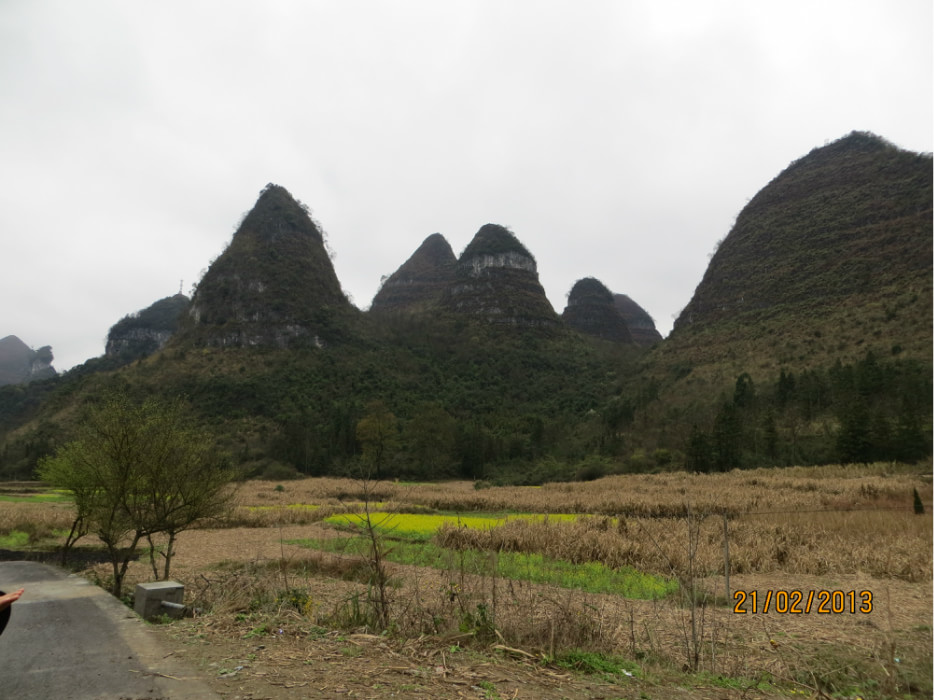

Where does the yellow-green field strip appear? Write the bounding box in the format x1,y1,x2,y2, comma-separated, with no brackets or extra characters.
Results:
323,512,580,539
291,512,675,600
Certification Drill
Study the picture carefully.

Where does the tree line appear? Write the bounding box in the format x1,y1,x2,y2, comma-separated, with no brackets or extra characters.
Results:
0,324,929,484
684,351,930,472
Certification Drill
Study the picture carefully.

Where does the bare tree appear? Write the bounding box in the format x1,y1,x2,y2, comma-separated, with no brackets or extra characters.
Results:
39,393,236,597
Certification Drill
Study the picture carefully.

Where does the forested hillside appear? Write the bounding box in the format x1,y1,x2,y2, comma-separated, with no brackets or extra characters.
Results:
0,133,930,481
628,132,932,467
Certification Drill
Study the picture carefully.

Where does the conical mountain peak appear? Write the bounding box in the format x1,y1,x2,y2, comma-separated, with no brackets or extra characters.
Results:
460,224,535,263
370,233,457,313
441,224,556,326
180,183,354,348
238,183,325,245
418,232,456,259
613,294,662,346
674,132,932,332
562,278,633,343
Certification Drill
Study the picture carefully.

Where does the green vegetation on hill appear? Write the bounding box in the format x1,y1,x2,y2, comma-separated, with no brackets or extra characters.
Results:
459,223,535,260
676,132,931,329
105,293,190,361
370,233,457,313
178,183,358,348
638,131,932,450
5,312,924,482
0,133,930,481
677,352,931,471
108,294,190,335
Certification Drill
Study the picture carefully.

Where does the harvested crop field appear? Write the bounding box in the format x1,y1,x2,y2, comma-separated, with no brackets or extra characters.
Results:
1,462,931,699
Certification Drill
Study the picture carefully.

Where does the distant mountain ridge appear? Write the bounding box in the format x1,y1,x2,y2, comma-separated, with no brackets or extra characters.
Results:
372,226,660,340
0,336,55,386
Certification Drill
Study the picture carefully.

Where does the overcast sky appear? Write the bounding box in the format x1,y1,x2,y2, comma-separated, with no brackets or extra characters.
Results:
2,1,931,371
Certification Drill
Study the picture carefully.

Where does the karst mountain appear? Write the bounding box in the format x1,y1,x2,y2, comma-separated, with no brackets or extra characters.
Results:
0,131,929,480
0,336,55,386
562,278,634,343
177,183,357,348
370,233,457,313
439,224,558,327
646,131,932,395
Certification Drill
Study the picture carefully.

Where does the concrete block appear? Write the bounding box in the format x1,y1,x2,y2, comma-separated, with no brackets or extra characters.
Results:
134,581,185,620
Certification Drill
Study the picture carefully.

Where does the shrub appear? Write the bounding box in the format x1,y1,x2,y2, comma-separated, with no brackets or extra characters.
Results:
574,456,608,482
627,449,651,472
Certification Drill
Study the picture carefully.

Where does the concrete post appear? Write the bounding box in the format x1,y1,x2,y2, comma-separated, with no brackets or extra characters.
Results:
134,581,185,620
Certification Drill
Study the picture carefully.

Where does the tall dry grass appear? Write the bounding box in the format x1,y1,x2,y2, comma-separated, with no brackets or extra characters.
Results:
228,462,931,516
222,463,934,581
406,463,930,517
435,508,932,582
0,503,75,542
7,465,930,691
5,463,930,582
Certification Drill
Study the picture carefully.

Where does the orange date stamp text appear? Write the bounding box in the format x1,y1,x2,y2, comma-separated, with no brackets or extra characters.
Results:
732,589,872,614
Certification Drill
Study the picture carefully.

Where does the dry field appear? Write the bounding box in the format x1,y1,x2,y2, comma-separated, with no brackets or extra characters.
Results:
1,462,931,699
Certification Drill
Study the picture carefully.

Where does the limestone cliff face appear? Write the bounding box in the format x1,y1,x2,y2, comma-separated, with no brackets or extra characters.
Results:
613,294,662,346
441,224,557,326
370,233,457,313
562,278,633,343
106,328,175,358
0,336,56,386
179,184,356,348
106,294,190,359
463,251,537,276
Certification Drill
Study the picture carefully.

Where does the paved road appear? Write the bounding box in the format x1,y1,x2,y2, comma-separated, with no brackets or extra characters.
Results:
0,561,220,700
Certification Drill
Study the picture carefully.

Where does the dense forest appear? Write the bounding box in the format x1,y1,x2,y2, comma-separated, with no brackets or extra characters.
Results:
0,321,928,484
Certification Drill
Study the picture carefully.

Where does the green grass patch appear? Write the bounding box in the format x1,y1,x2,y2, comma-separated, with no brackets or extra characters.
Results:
290,536,676,600
0,491,72,503
0,531,30,548
553,650,640,680
691,671,775,691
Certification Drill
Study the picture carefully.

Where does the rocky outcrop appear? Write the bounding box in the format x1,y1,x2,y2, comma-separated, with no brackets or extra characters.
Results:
613,294,662,346
441,224,557,326
179,184,356,348
370,233,457,313
0,336,56,386
562,278,633,343
106,294,190,359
